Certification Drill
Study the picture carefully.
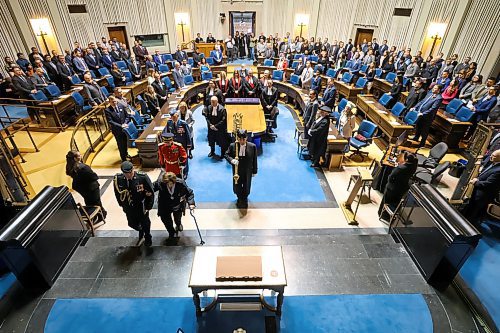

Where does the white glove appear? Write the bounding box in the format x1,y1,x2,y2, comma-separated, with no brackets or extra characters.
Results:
231,159,239,166
252,173,256,177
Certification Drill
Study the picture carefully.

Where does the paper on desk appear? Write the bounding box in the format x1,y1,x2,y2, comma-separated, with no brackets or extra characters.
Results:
378,110,388,114
390,121,400,125
366,101,375,104
146,134,157,139
161,113,171,118
59,94,71,98
448,118,459,122
327,134,337,140
153,126,164,131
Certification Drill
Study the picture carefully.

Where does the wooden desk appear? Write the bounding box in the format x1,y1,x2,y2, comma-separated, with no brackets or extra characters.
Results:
135,81,209,167
356,95,413,145
401,92,408,104
381,144,417,167
429,110,471,151
327,126,349,170
189,246,286,316
38,87,84,129
372,78,392,95
226,104,266,135
273,81,309,111
334,80,366,102
257,65,277,78
195,42,216,57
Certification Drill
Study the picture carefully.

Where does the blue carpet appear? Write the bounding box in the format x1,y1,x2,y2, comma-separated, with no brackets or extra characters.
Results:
0,273,16,299
460,230,500,328
45,294,432,333
228,59,254,65
0,105,29,129
187,104,328,204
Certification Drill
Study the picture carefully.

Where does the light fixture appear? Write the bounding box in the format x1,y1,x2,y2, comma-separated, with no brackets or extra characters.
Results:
174,13,190,42
30,18,52,54
295,14,309,38
427,22,446,56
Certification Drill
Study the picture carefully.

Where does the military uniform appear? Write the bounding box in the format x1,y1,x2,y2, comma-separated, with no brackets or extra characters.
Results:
163,118,191,177
113,164,154,246
158,134,187,177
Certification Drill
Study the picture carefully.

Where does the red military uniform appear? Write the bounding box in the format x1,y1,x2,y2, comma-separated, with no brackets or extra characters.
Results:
158,142,187,176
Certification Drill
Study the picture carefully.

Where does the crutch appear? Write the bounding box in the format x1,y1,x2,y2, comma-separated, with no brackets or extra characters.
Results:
189,207,205,245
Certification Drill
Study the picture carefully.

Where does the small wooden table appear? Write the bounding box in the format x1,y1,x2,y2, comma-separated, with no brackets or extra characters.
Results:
189,246,287,316
195,42,216,57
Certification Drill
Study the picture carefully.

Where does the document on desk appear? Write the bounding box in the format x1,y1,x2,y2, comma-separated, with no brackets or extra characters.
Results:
378,110,388,114
216,256,262,281
448,118,459,122
161,113,171,118
146,134,157,140
365,101,375,104
390,121,400,125
153,126,164,131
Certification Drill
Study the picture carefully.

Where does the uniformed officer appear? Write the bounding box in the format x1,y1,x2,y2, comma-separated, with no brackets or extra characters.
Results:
154,171,195,239
164,111,191,176
158,132,188,178
113,161,155,247
225,129,258,208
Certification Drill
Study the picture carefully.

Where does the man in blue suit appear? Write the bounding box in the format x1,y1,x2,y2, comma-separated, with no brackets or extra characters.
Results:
462,149,500,225
350,54,362,75
321,78,336,109
212,46,223,65
472,86,498,122
152,50,164,67
101,49,114,69
409,85,442,147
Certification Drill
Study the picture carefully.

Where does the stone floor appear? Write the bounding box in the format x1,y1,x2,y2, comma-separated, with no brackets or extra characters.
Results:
0,229,481,333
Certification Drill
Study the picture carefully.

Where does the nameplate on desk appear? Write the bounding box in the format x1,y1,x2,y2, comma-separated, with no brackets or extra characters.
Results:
225,98,260,105
216,255,262,282
146,134,157,140
378,110,388,114
153,126,164,131
365,101,375,104
161,114,171,118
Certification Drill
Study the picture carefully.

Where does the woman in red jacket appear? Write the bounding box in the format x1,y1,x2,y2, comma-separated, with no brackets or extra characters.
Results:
441,79,459,106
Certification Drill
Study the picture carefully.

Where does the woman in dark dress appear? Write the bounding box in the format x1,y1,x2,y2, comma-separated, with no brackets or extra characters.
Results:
378,152,417,221
110,62,126,86
66,150,106,217
387,75,404,108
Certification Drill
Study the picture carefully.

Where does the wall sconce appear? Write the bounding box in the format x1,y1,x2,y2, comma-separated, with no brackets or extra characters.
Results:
30,18,52,54
174,13,190,43
427,22,446,56
295,14,309,38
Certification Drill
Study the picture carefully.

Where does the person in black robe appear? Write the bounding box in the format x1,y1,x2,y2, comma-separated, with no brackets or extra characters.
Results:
225,129,258,208
202,95,228,159
378,152,418,221
307,106,331,168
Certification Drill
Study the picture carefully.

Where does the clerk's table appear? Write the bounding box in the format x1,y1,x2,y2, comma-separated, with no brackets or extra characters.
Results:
188,246,287,316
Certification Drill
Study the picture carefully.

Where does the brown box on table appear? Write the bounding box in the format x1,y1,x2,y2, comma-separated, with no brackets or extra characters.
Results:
216,256,263,281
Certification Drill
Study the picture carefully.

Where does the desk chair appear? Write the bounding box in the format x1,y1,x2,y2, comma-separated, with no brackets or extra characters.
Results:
116,61,127,70
98,67,111,76
416,142,448,169
30,90,49,102
71,75,82,84
385,72,397,83
326,68,338,79
263,59,274,66
455,106,474,122
123,122,139,148
289,74,300,86
413,161,450,185
349,120,378,161
445,98,464,115
159,64,170,73
71,91,92,115
404,110,418,125
45,85,62,99
297,133,309,160
162,77,176,93
77,203,105,237
391,102,405,117
272,70,284,81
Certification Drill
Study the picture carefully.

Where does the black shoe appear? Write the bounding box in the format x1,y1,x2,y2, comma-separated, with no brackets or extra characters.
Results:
144,236,152,247
208,151,215,157
177,224,184,232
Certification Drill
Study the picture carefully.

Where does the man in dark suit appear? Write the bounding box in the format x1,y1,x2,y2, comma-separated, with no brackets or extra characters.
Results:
30,68,52,90
72,51,89,76
225,129,258,208
110,45,123,62
82,73,106,106
409,85,442,147
105,96,131,161
11,67,36,99
260,79,279,131
206,33,216,43
203,95,227,159
321,78,336,109
378,152,418,221
56,55,75,91
151,73,168,106
128,56,142,81
43,55,59,82
28,47,42,66
462,149,500,225
100,49,114,69
379,40,389,57
84,48,100,71
404,79,426,110
294,58,305,77
307,106,331,168
132,40,148,63
174,45,188,63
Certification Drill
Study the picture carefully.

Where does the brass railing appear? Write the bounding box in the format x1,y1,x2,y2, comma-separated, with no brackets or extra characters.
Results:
70,105,110,163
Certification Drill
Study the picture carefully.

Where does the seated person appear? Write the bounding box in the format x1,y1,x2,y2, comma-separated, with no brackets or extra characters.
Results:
110,62,126,86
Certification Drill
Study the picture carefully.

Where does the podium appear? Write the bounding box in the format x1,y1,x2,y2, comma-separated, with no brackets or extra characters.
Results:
196,42,215,57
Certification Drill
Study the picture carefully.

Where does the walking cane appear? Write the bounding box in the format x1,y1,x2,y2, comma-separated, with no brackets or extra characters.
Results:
189,207,205,245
